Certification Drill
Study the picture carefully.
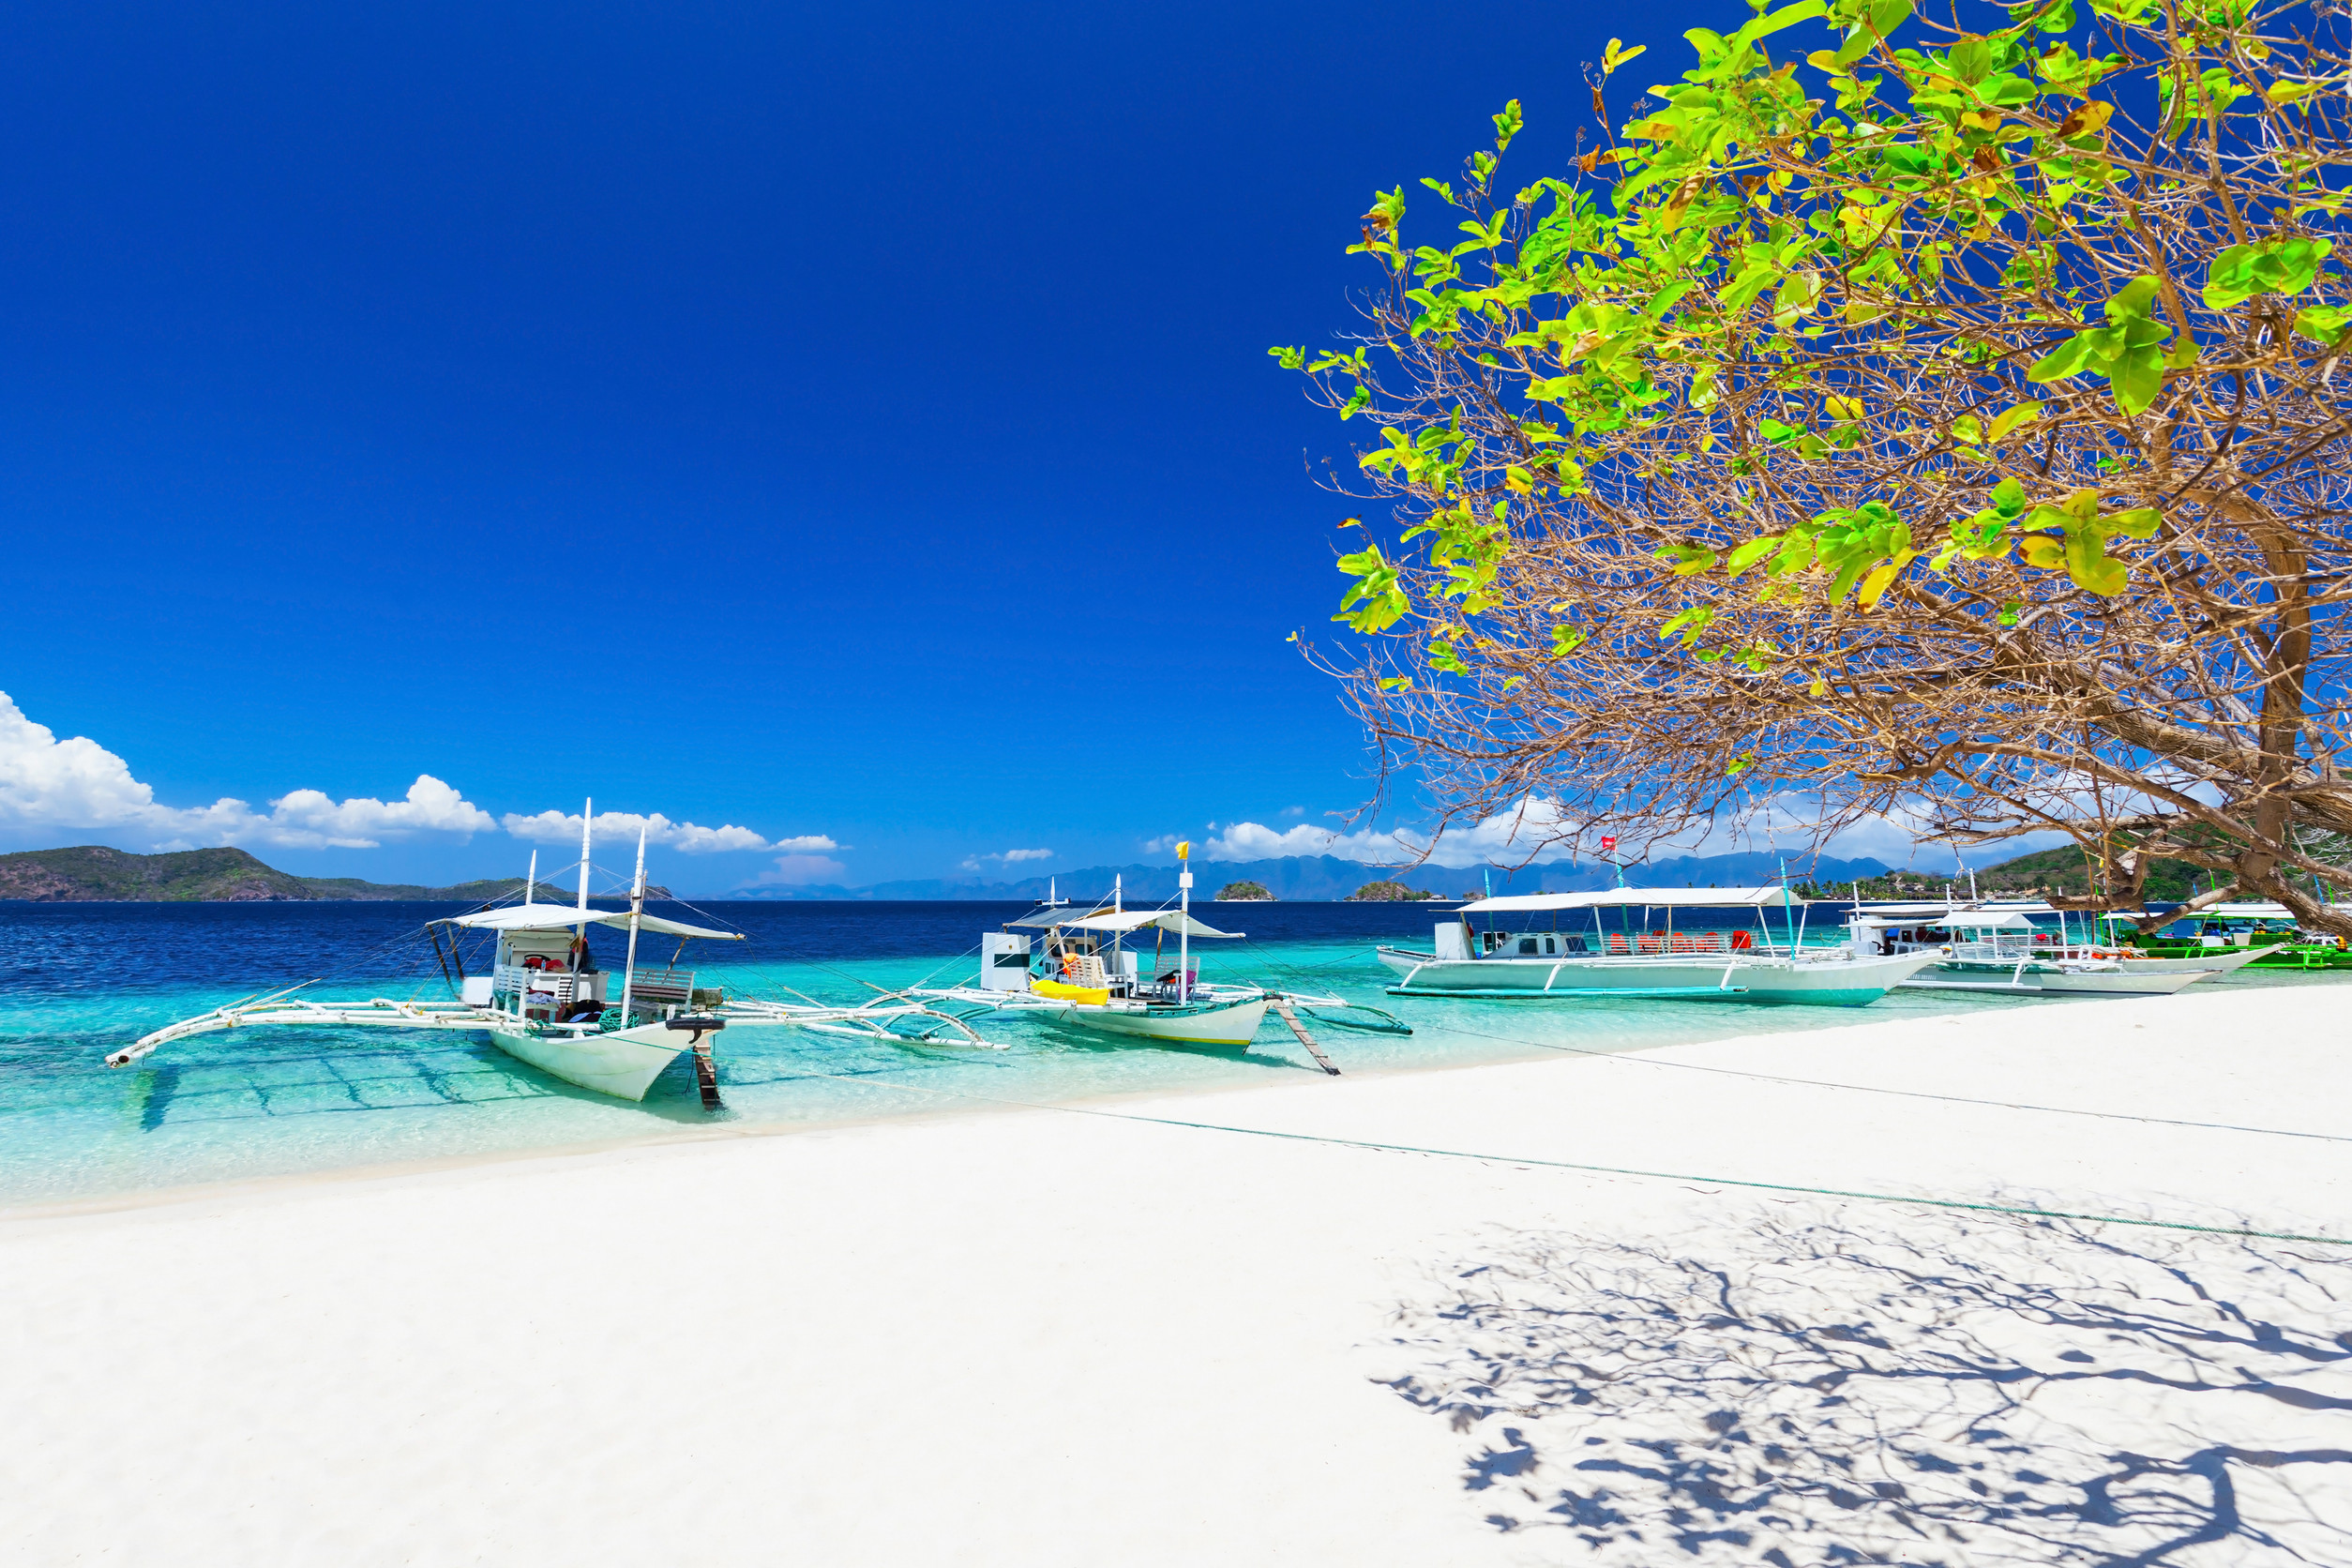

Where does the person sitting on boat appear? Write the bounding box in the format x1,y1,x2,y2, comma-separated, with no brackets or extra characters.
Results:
568,934,596,973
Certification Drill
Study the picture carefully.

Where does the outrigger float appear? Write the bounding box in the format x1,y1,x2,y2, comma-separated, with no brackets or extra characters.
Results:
1377,886,1936,1005
106,803,990,1106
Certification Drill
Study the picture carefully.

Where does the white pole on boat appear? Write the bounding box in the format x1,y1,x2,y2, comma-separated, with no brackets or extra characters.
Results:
1778,859,1796,957
573,799,593,1011
621,827,647,1025
1176,840,1192,1002
525,851,537,906
576,797,592,916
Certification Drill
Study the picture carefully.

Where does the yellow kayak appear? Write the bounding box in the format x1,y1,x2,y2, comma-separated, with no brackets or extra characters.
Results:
1032,978,1109,1005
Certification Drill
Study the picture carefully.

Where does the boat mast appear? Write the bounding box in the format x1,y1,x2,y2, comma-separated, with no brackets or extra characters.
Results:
525,851,537,906
573,799,592,998
576,798,592,917
620,827,646,1024
1176,841,1192,1002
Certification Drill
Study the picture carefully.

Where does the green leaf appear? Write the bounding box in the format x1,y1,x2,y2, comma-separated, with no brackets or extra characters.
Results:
1988,401,2042,440
1492,98,1524,151
2294,305,2352,343
1339,386,1372,419
2065,529,2130,595
2111,344,2165,415
2205,236,2331,309
2027,335,2096,382
1268,345,1307,369
1726,535,1784,576
1990,475,2027,516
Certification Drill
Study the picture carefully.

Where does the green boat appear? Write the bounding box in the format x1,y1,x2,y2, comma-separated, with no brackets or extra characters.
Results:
2115,903,2352,972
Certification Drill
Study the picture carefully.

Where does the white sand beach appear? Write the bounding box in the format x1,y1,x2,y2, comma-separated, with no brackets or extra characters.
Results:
6,983,2350,1565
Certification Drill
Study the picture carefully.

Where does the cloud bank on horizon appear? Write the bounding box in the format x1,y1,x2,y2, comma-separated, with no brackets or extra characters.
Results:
0,691,794,858
0,689,1990,881
1194,794,1966,872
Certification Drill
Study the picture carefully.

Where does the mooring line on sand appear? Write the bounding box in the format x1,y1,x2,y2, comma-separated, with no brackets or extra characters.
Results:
1419,1018,2352,1147
767,1063,2351,1249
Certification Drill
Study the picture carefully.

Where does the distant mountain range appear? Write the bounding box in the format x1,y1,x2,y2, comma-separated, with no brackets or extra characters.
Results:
0,846,670,903
733,850,1899,902
4,842,2043,905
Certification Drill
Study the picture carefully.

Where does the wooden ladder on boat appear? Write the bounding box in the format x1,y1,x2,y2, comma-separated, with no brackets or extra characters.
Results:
1268,998,1340,1077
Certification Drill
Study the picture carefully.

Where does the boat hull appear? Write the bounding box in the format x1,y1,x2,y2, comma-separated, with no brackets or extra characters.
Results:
486,1020,687,1101
1375,948,1932,1006
1060,996,1271,1047
1901,962,2205,997
2097,947,2265,976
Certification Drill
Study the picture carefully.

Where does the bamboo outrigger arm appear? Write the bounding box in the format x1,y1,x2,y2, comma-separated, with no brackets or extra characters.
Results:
106,998,505,1068
719,996,1001,1048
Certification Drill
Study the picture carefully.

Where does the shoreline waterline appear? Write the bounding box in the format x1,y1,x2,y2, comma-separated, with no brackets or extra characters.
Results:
6,899,2334,1208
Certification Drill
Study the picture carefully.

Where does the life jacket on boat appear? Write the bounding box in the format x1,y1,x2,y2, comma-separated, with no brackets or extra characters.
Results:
1729,929,1754,951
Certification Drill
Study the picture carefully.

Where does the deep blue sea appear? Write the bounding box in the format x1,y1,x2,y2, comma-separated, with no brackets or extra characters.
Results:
1,898,2321,1207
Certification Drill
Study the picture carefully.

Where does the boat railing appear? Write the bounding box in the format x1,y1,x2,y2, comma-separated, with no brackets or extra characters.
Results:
492,964,607,1005
621,967,697,1005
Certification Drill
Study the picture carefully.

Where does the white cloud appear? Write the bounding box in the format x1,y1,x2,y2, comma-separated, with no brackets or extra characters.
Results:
774,835,839,853
0,691,493,850
1206,796,1586,869
958,846,1054,870
747,852,848,886
500,808,775,855
1279,805,1306,818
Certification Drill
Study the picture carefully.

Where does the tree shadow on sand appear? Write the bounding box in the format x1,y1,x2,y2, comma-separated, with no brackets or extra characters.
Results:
1380,1204,2352,1565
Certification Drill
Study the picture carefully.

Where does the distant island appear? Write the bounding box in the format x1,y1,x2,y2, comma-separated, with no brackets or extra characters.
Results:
0,846,668,903
1214,880,1274,901
1347,880,1446,902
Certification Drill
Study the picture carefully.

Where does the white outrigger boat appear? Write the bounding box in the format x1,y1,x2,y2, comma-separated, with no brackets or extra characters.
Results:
1376,886,1935,1005
106,803,991,1105
911,847,1395,1064
1847,904,2258,996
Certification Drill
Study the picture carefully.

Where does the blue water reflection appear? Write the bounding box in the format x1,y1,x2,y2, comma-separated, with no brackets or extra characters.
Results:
2,898,2292,1206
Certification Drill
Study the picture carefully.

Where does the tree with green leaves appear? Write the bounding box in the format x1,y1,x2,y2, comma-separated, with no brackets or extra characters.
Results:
1276,0,2352,927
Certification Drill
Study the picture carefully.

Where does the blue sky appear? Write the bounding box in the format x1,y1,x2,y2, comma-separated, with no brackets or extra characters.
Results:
0,0,1890,894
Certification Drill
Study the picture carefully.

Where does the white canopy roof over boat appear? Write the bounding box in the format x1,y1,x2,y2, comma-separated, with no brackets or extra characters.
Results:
1005,908,1241,938
1455,885,1797,913
1853,909,2034,929
444,903,746,941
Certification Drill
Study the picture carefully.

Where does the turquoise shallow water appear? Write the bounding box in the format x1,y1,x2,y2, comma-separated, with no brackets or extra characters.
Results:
1,900,2326,1207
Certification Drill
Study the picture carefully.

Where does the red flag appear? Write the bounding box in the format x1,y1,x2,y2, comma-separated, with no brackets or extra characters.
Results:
1599,836,1617,853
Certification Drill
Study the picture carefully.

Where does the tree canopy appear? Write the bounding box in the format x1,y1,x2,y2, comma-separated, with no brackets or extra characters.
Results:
1279,0,2352,925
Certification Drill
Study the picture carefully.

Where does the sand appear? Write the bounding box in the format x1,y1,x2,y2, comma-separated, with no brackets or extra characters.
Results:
5,983,2349,1565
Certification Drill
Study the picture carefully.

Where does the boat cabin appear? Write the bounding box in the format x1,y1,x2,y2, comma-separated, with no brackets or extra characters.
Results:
984,905,1242,1002
1847,908,2043,960
1439,885,1807,959
445,902,740,1032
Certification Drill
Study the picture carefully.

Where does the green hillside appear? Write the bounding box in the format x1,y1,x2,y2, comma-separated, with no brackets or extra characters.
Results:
1800,846,2210,903
1972,846,2206,902
0,846,619,903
